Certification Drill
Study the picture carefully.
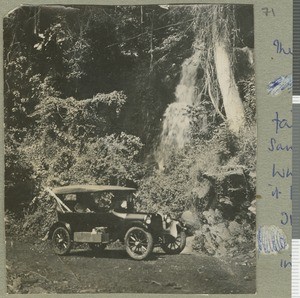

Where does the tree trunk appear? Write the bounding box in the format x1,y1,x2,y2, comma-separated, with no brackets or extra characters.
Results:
214,40,245,133
149,11,154,72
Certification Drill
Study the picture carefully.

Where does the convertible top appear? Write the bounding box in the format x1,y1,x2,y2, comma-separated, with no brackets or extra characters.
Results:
52,185,136,195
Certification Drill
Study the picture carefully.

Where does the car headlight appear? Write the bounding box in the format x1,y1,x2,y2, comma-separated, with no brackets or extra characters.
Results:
144,215,152,225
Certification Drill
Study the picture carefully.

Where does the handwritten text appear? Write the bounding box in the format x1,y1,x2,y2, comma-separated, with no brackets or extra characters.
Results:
272,112,292,134
273,39,293,55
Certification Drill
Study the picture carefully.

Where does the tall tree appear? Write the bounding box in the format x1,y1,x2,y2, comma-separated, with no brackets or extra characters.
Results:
192,4,246,132
212,5,245,132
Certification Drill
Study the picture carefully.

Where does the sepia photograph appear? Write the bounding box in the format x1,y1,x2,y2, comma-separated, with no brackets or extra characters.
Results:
4,4,256,294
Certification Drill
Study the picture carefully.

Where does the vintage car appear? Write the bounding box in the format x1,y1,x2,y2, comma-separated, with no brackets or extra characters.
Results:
46,185,187,260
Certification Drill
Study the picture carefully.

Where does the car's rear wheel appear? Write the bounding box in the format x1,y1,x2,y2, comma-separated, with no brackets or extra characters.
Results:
52,226,72,255
161,231,186,254
88,243,107,253
125,227,153,260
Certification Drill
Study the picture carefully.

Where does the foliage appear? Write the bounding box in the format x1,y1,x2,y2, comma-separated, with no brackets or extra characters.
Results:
5,129,35,211
212,124,240,164
137,151,194,217
186,98,221,141
21,130,144,189
69,133,145,186
238,76,256,125
31,91,126,138
5,191,57,238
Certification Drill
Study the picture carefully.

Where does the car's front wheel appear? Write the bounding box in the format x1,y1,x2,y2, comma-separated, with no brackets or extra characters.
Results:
52,226,72,255
124,227,154,260
161,231,186,255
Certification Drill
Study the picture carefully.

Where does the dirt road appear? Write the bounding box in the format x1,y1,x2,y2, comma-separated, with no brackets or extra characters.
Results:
6,237,255,294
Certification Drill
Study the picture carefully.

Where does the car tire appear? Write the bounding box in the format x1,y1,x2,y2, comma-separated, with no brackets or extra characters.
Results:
161,231,186,255
124,227,154,260
88,243,107,253
52,226,72,255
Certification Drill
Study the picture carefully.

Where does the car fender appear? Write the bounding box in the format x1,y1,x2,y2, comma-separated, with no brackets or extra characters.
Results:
121,221,149,239
125,220,149,230
48,222,72,240
167,220,187,238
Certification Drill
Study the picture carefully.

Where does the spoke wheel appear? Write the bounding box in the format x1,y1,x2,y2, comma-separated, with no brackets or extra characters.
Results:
88,243,107,253
161,231,186,255
52,226,72,255
125,227,153,260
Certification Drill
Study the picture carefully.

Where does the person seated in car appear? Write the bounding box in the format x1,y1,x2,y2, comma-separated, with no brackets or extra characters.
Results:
113,199,128,213
74,194,94,213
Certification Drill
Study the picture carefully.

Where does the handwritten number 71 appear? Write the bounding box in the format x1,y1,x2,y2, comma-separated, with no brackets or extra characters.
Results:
262,7,275,16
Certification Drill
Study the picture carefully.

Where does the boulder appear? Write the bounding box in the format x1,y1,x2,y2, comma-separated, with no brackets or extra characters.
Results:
181,211,200,230
228,221,243,236
202,209,223,225
191,179,216,211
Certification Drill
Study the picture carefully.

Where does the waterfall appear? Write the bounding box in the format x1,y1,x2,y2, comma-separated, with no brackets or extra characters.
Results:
156,44,202,169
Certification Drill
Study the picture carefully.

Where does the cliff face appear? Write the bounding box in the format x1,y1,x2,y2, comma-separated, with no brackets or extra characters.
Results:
190,167,255,257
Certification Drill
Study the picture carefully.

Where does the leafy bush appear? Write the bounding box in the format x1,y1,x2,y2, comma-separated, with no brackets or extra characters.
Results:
20,132,144,189
5,191,57,238
238,76,256,125
31,92,126,139
5,130,35,211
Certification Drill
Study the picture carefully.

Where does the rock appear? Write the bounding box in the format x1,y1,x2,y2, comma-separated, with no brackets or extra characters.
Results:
181,211,200,232
228,221,242,236
12,277,22,292
193,182,211,198
215,223,231,241
192,180,216,211
181,235,195,254
202,209,215,224
222,168,246,185
226,188,247,208
23,276,39,285
165,282,176,287
220,169,248,202
249,171,256,179
151,280,162,286
219,197,233,206
248,200,256,215
202,209,223,225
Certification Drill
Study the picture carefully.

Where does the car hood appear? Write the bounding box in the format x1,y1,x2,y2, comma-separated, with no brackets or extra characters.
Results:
111,211,161,221
125,213,150,220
